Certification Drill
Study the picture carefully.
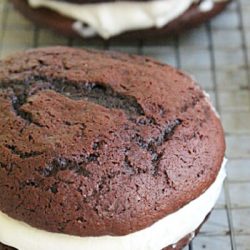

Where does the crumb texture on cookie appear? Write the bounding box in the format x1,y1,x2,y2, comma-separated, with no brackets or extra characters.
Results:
0,47,225,237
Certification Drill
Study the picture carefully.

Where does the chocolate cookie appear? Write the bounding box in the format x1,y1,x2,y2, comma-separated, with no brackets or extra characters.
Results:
0,47,225,250
11,0,231,40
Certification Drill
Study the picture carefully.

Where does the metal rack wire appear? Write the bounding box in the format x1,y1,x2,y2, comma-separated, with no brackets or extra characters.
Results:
0,0,250,249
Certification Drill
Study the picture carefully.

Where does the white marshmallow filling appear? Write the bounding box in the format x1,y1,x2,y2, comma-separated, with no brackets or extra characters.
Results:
27,0,228,39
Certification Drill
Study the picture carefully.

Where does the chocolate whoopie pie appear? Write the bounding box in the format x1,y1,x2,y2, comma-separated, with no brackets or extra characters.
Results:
11,0,231,40
0,47,226,250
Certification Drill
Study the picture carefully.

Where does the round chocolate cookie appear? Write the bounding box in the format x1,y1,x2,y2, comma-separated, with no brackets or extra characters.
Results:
0,47,225,250
11,0,231,40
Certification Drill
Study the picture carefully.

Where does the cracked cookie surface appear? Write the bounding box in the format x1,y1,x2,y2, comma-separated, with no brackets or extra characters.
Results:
0,47,225,237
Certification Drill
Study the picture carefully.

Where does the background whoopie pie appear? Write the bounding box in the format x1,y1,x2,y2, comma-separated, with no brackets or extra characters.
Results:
11,0,231,40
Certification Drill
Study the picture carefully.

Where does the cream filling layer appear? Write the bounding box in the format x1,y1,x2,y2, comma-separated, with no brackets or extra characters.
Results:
28,0,227,39
0,159,226,250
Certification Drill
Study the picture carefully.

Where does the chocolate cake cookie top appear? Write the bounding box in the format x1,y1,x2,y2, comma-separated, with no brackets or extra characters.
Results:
0,47,225,237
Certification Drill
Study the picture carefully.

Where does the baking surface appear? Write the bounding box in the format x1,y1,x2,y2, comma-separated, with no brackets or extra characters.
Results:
0,0,249,249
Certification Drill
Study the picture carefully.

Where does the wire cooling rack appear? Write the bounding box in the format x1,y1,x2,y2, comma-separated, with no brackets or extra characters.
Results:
0,0,250,249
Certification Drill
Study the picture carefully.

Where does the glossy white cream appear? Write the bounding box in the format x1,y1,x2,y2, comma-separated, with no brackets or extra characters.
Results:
28,0,228,39
0,159,226,250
